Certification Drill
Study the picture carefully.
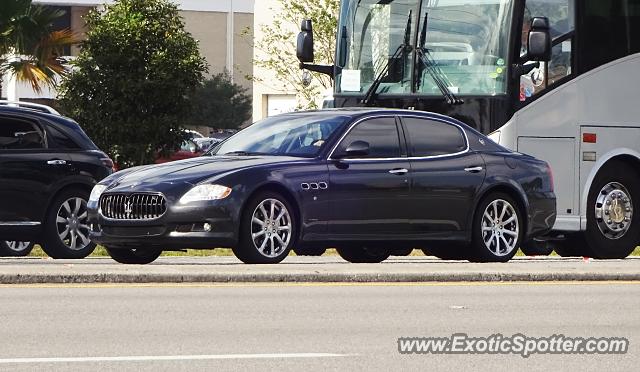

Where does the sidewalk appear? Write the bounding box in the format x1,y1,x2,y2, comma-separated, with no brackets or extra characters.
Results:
1,256,639,284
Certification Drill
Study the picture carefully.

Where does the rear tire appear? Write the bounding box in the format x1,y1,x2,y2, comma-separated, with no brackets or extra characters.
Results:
521,239,554,256
233,192,296,264
336,246,390,263
553,234,587,257
106,247,162,265
582,161,640,258
469,192,523,262
40,188,96,259
0,241,35,257
293,246,326,256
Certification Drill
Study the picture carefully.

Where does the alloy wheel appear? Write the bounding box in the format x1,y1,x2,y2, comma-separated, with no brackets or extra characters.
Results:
5,241,31,252
56,197,91,251
250,198,292,258
480,199,520,257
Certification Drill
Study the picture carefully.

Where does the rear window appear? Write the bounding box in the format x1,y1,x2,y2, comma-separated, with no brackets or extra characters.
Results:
402,118,466,157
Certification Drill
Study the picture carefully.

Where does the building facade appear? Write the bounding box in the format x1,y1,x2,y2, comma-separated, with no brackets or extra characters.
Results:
2,0,255,102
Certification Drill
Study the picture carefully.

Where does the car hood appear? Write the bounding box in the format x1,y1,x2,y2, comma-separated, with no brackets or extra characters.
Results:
104,155,305,193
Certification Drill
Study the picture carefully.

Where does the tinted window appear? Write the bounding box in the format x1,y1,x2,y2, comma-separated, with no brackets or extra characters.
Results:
47,125,80,149
0,117,45,150
579,0,640,73
336,118,401,158
403,118,466,156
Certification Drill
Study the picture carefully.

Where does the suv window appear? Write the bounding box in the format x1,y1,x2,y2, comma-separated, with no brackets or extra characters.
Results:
335,117,401,158
402,118,466,157
0,117,45,150
47,125,80,149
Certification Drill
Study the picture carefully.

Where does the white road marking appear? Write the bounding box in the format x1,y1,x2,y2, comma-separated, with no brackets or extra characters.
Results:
0,353,350,364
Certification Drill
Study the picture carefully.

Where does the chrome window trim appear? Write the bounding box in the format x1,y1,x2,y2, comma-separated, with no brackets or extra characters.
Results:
0,221,41,226
327,114,470,162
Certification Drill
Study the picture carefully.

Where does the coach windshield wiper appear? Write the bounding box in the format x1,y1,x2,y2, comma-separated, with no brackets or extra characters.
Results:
361,10,413,106
415,12,463,105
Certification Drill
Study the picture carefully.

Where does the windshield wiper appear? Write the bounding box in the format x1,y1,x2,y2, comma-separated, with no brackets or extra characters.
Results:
415,12,463,105
223,151,268,156
361,9,413,106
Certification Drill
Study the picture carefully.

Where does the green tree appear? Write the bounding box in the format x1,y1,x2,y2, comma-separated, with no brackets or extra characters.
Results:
186,72,252,130
0,0,76,93
252,0,339,109
58,0,207,167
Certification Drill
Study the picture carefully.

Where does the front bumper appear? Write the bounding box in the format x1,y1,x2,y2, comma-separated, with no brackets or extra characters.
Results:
88,198,238,249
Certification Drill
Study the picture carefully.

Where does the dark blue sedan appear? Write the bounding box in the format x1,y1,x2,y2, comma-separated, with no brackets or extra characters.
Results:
87,109,556,264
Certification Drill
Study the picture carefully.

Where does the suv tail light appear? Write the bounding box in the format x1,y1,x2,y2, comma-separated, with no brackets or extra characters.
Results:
100,157,116,172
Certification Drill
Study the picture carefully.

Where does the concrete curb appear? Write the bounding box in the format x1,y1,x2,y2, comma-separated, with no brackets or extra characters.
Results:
2,271,640,284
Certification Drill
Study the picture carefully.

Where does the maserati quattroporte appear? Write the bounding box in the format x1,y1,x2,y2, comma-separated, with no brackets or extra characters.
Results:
87,109,556,264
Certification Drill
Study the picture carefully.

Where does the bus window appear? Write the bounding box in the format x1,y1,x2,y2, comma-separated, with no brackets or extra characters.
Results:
579,0,640,73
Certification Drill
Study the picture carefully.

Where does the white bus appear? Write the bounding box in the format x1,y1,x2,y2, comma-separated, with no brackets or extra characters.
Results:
297,0,640,258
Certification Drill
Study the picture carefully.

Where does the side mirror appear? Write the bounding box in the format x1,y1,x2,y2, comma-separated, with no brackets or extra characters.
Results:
527,17,551,62
296,19,314,63
341,140,370,158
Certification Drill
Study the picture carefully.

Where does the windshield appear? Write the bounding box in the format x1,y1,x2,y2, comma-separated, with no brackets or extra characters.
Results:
336,0,514,96
212,114,348,158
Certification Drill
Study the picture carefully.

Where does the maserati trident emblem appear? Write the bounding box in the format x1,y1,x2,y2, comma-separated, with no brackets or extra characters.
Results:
124,200,133,218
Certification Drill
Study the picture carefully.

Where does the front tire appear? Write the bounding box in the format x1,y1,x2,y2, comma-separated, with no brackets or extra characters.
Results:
40,188,96,259
0,241,35,257
582,161,640,258
233,192,296,264
336,246,390,263
470,193,523,262
106,247,162,265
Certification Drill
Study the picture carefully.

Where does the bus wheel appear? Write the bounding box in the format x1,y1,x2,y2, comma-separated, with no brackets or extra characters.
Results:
584,161,640,259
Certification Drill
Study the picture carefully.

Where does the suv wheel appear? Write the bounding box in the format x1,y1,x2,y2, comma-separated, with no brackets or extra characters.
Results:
106,247,162,265
41,188,96,259
0,241,35,257
336,246,390,263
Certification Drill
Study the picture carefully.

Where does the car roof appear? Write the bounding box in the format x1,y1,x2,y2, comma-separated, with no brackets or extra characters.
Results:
275,107,471,129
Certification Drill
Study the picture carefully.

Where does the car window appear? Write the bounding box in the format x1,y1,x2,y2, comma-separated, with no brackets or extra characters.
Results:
402,117,466,157
335,117,401,159
0,117,45,150
47,125,80,150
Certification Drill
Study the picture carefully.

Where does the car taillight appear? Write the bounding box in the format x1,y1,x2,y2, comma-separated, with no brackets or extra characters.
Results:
100,157,116,172
546,163,554,192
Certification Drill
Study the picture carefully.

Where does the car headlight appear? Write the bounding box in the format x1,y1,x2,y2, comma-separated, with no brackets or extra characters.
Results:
89,184,108,203
180,184,232,203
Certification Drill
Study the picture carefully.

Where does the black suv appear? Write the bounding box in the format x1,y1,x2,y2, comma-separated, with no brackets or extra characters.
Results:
0,101,112,258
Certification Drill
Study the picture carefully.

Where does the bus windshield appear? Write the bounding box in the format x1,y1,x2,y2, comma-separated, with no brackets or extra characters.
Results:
336,0,514,96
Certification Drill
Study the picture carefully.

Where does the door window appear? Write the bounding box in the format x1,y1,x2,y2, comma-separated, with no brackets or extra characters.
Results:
334,117,401,158
519,0,575,100
47,125,80,150
0,117,45,150
402,118,466,157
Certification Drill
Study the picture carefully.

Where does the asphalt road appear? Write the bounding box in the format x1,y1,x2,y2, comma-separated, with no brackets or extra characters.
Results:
0,282,638,371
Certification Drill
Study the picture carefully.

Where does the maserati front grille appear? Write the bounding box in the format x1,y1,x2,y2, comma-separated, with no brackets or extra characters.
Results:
100,193,167,220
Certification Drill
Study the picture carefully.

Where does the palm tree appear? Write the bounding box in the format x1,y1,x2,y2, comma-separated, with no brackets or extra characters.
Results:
0,0,77,95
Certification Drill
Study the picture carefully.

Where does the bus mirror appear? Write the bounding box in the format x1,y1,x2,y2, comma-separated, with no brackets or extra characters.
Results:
527,17,551,62
297,19,314,63
338,26,347,68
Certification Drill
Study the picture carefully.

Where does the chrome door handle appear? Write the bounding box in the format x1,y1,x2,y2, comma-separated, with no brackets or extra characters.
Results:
464,166,483,173
47,159,67,165
389,168,409,175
